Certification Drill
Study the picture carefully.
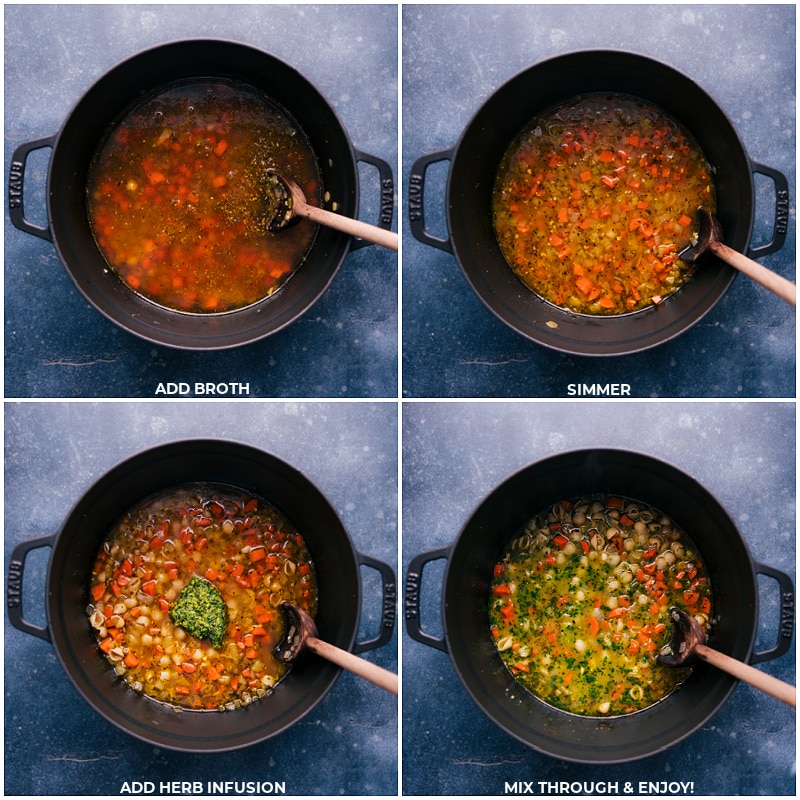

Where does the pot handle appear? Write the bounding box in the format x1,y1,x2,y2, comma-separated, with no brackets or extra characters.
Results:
8,135,55,242
749,561,794,665
404,545,450,653
746,161,790,260
350,149,395,251
352,551,397,654
408,148,455,253
7,534,55,642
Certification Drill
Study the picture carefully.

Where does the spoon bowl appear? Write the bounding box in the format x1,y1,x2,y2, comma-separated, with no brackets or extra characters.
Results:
680,207,795,306
657,607,795,707
275,602,398,695
266,169,398,251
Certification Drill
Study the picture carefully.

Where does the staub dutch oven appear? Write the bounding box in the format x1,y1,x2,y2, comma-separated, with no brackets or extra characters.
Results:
409,50,790,356
405,448,794,763
7,440,396,752
8,39,394,350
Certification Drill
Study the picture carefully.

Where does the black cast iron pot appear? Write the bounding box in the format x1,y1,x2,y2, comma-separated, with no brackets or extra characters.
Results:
8,39,394,350
405,448,794,763
7,439,396,752
409,50,790,356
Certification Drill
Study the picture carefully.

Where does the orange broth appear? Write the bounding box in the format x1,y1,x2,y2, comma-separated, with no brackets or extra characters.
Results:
492,94,716,315
87,80,321,313
88,484,318,712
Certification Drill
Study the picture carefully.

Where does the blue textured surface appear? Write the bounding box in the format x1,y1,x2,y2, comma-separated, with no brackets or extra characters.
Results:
5,402,398,795
402,401,795,794
5,4,398,398
402,4,795,397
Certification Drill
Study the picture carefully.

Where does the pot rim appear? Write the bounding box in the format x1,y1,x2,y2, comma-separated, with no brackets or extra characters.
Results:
20,438,376,752
443,444,760,652
414,446,791,763
417,48,784,356
37,38,365,350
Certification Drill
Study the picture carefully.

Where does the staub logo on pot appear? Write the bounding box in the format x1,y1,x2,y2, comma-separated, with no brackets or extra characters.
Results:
408,173,423,222
7,559,23,608
404,571,420,619
8,161,23,209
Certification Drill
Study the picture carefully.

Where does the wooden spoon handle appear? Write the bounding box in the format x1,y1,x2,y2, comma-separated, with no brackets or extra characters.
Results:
710,240,796,307
696,643,796,707
307,636,398,695
297,201,398,251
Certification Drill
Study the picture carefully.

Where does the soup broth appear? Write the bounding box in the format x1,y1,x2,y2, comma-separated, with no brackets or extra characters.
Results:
488,495,712,716
88,484,317,711
492,94,716,315
87,80,321,313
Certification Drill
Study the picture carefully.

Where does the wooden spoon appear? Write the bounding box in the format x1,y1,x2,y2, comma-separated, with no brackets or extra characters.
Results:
656,607,795,707
274,602,398,695
265,169,398,251
679,207,795,306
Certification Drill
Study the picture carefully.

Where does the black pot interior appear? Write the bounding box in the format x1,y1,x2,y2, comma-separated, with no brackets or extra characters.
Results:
443,448,757,763
45,440,361,752
448,50,751,355
47,39,358,349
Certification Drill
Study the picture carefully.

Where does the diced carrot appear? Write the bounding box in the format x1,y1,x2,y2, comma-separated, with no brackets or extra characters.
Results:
214,139,229,156
211,175,227,188
91,583,106,601
249,546,266,562
493,584,512,596
552,533,570,550
99,637,114,653
579,170,592,182
124,652,139,668
598,150,615,163
575,276,595,296
678,214,693,227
